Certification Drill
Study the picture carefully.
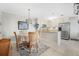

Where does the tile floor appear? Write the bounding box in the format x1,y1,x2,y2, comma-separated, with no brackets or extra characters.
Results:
41,32,79,56
10,32,79,56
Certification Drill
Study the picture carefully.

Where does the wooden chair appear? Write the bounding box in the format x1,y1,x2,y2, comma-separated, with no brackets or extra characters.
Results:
0,38,11,56
27,32,39,54
13,32,21,51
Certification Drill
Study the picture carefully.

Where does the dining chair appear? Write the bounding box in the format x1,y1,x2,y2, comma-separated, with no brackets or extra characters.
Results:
26,32,39,54
0,38,11,56
13,32,21,51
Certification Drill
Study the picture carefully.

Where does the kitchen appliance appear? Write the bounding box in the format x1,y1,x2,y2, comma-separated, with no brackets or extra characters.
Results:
59,22,70,40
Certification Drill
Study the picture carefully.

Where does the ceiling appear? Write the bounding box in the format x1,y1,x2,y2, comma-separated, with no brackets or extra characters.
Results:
0,3,74,20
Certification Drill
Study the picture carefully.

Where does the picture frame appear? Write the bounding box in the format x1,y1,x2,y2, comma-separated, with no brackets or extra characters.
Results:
18,21,29,30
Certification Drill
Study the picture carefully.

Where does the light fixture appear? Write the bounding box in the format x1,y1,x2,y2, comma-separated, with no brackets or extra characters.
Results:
27,9,31,20
48,16,58,20
48,12,58,20
26,9,32,24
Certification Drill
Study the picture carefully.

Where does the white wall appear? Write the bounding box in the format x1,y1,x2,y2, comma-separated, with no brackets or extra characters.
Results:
2,12,17,37
1,12,26,37
0,11,2,31
0,11,2,36
1,12,37,37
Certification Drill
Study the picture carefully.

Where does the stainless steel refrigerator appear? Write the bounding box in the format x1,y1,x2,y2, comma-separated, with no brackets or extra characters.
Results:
59,22,70,40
